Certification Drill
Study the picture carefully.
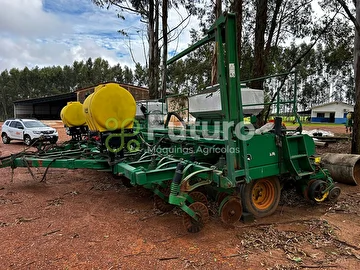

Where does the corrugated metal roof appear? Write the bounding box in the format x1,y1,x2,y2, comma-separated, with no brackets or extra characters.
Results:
310,101,354,109
74,82,149,93
14,92,76,105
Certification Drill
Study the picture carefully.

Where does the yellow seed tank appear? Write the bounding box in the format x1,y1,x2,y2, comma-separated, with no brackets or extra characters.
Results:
83,83,136,132
60,101,87,127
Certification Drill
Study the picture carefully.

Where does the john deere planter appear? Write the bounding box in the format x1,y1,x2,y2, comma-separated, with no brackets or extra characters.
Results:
0,13,341,233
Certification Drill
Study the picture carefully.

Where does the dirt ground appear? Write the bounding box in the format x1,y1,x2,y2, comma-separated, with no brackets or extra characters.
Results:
1,122,360,269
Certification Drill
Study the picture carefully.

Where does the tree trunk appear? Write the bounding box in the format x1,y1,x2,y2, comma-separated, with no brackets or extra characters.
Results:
251,0,267,90
0,94,8,119
265,0,282,57
154,0,160,98
161,0,168,99
148,0,157,99
232,0,243,66
352,0,360,153
211,0,222,85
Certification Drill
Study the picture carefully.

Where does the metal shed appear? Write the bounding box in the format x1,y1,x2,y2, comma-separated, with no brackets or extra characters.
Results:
13,83,149,120
14,92,77,120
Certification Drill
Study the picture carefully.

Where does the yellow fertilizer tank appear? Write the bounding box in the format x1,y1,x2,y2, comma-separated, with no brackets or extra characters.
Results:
83,83,136,132
60,101,86,127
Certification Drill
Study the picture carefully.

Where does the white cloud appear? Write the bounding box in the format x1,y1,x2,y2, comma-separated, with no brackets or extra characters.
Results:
0,0,69,38
0,0,201,73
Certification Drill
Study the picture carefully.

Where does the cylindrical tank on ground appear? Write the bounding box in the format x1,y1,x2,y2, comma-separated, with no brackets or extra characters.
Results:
60,101,86,127
83,83,136,132
321,153,360,185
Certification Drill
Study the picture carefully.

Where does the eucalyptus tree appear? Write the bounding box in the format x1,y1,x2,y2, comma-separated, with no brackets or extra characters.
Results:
0,70,12,119
123,65,134,84
134,62,147,86
92,57,113,84
238,0,314,86
72,60,87,89
111,63,124,82
320,0,360,153
166,59,187,93
92,0,196,99
166,28,212,95
0,56,143,120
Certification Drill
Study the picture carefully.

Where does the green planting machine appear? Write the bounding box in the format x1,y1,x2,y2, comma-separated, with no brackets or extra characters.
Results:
0,13,340,233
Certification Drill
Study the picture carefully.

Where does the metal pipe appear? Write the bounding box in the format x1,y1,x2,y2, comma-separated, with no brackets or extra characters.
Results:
321,153,360,185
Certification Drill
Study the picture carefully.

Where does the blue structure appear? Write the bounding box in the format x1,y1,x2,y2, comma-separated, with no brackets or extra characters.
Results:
310,102,354,124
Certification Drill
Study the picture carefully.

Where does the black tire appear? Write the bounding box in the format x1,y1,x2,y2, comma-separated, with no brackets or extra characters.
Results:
308,180,328,202
328,186,341,202
2,133,10,144
240,176,281,218
24,135,32,146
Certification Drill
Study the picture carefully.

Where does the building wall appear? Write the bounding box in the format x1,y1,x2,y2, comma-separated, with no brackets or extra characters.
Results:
76,83,149,103
121,84,149,101
77,87,95,103
311,103,354,123
14,104,33,119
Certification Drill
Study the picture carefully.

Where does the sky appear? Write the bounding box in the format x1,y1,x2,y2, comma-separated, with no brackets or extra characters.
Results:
0,0,201,72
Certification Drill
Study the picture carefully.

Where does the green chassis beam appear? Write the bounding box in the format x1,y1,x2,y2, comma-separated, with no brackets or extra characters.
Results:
11,157,110,170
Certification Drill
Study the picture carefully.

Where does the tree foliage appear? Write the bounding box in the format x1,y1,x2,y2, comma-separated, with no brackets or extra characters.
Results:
0,57,146,120
0,0,357,133
165,0,354,109
92,0,198,99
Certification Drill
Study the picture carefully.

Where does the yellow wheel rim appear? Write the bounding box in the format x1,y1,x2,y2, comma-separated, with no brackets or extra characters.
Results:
251,178,275,210
314,191,329,202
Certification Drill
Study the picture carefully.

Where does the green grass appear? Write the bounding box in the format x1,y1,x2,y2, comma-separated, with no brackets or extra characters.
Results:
284,121,345,127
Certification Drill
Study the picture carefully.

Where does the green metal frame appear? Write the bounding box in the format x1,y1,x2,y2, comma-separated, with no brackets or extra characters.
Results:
0,13,338,225
167,13,249,182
